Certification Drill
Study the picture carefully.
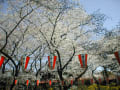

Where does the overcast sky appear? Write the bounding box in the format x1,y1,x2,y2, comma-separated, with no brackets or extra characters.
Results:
80,0,120,30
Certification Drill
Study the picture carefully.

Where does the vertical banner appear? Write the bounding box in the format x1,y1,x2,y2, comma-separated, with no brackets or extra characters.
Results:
37,80,39,86
114,51,120,64
26,80,29,86
49,80,52,86
15,80,17,85
53,56,57,69
78,55,83,67
0,56,5,68
85,54,88,67
24,56,30,69
78,54,88,68
48,56,57,69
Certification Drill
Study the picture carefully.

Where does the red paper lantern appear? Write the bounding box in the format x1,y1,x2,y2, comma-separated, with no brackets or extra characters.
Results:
106,78,109,83
78,54,88,68
37,80,39,86
49,80,52,86
99,78,101,84
14,80,17,85
114,51,120,64
0,56,5,68
81,80,84,85
48,56,57,69
71,80,73,85
91,79,93,84
24,56,30,69
61,81,64,86
26,80,29,86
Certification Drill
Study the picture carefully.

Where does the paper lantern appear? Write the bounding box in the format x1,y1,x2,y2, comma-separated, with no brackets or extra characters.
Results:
106,78,109,83
26,80,29,86
114,51,120,64
0,56,5,68
61,81,64,86
81,80,84,85
37,80,39,86
48,56,57,69
14,80,17,85
78,54,88,68
71,80,73,85
49,80,52,86
24,56,30,69
99,78,101,84
91,79,93,84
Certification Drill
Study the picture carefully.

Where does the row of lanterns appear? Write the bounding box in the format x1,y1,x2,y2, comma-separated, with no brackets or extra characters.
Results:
11,77,120,86
13,79,95,86
14,80,39,86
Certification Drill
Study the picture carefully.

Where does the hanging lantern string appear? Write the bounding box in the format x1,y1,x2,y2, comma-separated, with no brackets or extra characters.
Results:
12,77,111,85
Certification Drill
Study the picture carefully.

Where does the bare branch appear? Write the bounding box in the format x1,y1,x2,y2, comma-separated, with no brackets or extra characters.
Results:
62,46,75,70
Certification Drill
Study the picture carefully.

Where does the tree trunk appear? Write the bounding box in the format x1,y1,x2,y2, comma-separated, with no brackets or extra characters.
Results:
10,79,15,90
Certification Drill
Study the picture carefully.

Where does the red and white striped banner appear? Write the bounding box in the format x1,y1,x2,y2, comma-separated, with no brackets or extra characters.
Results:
0,56,5,68
24,56,30,69
48,56,57,70
78,54,88,68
